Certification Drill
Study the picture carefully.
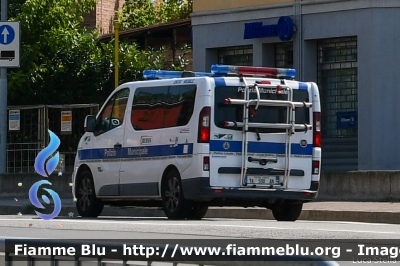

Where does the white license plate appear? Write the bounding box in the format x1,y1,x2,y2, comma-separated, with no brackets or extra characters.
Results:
246,176,280,185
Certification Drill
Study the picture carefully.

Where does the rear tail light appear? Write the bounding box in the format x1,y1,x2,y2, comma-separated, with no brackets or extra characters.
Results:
198,107,211,143
313,112,321,148
312,160,320,175
203,156,210,171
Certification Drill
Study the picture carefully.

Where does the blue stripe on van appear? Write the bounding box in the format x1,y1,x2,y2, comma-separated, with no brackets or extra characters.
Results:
214,78,226,87
209,140,312,155
78,143,194,160
78,140,311,161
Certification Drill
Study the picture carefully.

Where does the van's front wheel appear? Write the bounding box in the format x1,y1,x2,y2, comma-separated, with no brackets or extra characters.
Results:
75,171,104,217
272,202,303,221
161,170,192,220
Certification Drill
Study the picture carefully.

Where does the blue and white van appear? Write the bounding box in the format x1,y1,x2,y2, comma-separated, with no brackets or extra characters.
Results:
71,65,322,221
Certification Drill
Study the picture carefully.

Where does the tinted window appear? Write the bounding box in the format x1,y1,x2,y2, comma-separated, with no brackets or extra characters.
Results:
132,86,168,130
132,85,196,130
97,88,129,134
214,86,309,133
165,85,196,127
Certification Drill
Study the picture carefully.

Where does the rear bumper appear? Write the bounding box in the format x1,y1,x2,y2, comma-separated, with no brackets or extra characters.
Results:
181,177,319,203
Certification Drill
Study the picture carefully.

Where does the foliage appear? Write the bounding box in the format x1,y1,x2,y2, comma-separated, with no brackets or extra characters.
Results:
120,0,193,30
8,0,26,19
158,0,192,23
171,44,191,71
7,0,98,105
5,0,190,106
119,0,157,29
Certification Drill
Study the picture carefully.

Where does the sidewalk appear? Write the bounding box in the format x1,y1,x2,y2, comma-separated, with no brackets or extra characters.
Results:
1,197,400,224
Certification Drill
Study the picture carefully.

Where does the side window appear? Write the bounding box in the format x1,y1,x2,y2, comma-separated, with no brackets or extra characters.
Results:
131,85,197,130
97,88,130,134
132,86,168,130
165,85,196,127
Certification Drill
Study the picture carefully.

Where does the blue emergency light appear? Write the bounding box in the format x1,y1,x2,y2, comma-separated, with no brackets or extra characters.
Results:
143,70,214,80
143,65,296,80
211,65,296,79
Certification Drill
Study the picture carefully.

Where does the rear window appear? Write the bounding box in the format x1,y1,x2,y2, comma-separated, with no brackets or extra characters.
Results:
214,86,310,133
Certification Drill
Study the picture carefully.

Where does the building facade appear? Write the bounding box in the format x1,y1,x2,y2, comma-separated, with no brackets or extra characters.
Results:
100,19,193,70
83,0,125,35
83,0,193,69
191,0,400,171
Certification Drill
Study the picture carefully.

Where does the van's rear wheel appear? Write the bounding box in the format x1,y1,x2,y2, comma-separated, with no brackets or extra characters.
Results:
161,170,192,220
76,171,104,217
188,203,208,220
272,202,303,221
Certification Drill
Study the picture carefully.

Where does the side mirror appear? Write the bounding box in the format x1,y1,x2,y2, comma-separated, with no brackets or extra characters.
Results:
84,115,96,132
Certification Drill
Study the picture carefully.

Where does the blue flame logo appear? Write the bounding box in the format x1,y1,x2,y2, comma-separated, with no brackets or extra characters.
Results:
34,130,60,177
30,130,62,220
29,180,62,220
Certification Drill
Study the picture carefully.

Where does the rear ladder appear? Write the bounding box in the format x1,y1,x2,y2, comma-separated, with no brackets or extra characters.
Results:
224,77,313,188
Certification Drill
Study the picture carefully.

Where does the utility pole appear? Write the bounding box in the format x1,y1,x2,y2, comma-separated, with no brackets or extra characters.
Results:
0,0,8,174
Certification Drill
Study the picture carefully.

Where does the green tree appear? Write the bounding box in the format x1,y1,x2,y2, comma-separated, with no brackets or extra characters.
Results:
120,0,157,29
7,0,99,104
6,0,190,106
158,0,192,23
8,0,26,18
120,0,193,30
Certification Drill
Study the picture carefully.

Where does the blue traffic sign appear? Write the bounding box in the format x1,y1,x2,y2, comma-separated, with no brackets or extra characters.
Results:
0,25,15,45
0,21,20,67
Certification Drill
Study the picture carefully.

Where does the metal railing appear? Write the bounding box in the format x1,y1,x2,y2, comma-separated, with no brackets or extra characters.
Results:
6,104,99,173
6,142,42,173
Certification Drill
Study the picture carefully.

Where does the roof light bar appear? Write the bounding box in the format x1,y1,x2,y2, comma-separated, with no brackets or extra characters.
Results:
143,65,296,80
143,70,214,80
211,64,296,79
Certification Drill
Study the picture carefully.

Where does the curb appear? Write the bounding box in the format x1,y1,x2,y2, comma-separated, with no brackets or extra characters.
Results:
1,205,400,224
206,208,400,224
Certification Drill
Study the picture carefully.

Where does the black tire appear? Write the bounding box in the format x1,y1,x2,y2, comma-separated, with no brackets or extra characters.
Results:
188,203,209,220
161,170,192,220
75,171,104,217
272,202,303,221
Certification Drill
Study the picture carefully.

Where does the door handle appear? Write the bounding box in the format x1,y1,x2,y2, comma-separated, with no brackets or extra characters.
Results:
114,143,122,149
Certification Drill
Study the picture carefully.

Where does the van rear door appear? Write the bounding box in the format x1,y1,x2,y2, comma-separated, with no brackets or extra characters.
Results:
209,78,313,190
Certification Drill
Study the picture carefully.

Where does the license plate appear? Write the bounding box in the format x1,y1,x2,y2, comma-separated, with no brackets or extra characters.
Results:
246,176,280,185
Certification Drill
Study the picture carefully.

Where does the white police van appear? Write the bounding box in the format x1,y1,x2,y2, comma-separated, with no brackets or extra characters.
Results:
72,65,321,221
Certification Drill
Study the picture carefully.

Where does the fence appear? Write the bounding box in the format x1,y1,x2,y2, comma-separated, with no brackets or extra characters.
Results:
6,104,99,174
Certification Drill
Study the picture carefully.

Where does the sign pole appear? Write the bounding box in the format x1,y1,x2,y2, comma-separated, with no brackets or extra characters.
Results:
0,0,7,174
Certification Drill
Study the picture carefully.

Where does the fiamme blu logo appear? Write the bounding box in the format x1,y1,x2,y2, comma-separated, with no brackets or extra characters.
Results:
29,130,62,220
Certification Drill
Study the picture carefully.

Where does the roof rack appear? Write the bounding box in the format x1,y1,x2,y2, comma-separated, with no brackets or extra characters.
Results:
143,65,296,80
224,77,311,188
